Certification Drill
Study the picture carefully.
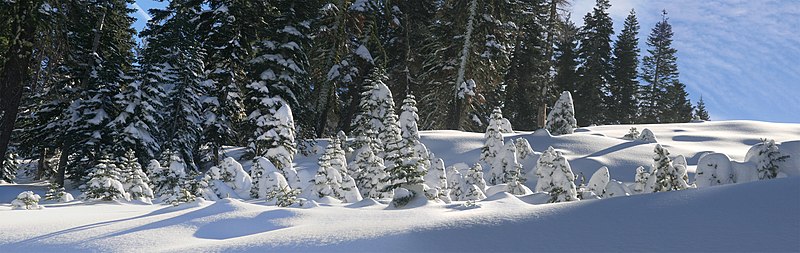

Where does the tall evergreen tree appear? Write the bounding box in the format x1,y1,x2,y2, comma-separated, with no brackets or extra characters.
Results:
553,17,580,99
419,0,514,131
662,81,693,122
640,10,686,123
502,0,551,130
143,0,208,170
574,0,614,126
608,9,640,124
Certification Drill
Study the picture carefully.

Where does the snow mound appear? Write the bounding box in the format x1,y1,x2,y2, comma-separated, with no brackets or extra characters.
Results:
346,198,384,208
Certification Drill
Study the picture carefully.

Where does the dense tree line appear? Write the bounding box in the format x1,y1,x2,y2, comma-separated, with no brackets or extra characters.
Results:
0,0,700,184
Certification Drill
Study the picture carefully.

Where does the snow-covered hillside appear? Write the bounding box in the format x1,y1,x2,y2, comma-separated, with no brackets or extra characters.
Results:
1,120,799,252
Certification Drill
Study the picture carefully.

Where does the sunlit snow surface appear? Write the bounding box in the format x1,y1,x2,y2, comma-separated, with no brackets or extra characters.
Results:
1,120,799,252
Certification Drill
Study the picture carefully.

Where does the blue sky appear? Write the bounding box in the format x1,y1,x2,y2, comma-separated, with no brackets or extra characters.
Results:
130,0,800,123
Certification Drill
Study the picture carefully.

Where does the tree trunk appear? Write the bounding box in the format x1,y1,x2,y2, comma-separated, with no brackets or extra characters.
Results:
56,146,70,187
0,0,37,180
35,148,48,180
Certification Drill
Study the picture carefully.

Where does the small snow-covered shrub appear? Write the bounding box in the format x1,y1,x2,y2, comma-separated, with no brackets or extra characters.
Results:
632,166,649,193
622,127,640,140
83,155,129,201
424,158,450,202
695,153,734,187
12,191,43,210
463,184,487,201
514,138,535,161
45,183,74,202
391,187,414,208
746,139,790,180
637,128,658,143
603,180,631,198
586,167,610,197
266,185,301,207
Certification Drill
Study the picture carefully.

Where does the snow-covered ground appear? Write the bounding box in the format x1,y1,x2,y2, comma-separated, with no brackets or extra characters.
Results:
1,120,799,252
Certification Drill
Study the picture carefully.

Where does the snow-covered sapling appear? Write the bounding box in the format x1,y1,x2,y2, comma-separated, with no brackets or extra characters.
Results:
45,182,74,203
12,191,43,210
489,142,523,186
632,166,650,193
465,163,487,193
623,127,640,140
514,138,535,162
586,166,610,197
83,155,130,201
481,108,505,164
534,147,578,203
747,139,790,180
424,158,449,200
648,144,690,192
545,91,577,135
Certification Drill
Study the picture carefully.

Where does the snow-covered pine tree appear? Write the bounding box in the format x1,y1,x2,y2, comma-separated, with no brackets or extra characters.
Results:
11,191,43,210
197,0,255,165
381,112,426,193
44,182,74,203
204,157,253,199
749,139,789,180
311,152,343,200
250,157,284,199
463,184,487,201
446,166,466,201
1,152,17,183
110,76,165,164
574,0,614,126
545,91,577,135
465,163,487,193
143,0,208,171
420,0,514,131
121,149,154,203
586,166,610,197
352,147,390,199
649,144,690,192
502,0,551,131
481,108,505,165
534,146,578,203
637,128,658,143
514,138,535,162
329,136,350,177
505,173,528,195
245,157,298,206
352,69,396,150
150,152,194,204
82,154,129,201
608,9,640,125
351,129,383,160
246,95,301,189
489,142,523,186
632,166,649,193
424,158,449,201
399,94,421,143
622,127,640,140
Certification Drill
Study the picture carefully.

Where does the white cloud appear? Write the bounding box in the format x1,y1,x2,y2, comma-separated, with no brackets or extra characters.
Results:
132,3,151,21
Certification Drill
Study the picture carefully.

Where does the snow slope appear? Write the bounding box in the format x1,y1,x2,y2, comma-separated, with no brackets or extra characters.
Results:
1,177,798,252
1,120,798,252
